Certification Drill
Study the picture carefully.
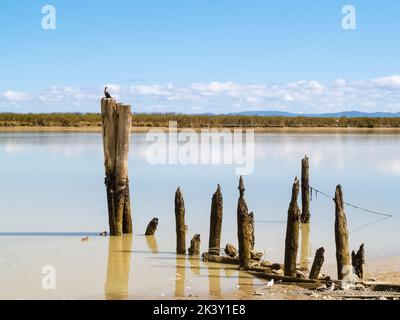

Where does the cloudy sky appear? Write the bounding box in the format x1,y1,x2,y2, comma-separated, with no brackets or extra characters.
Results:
0,0,399,114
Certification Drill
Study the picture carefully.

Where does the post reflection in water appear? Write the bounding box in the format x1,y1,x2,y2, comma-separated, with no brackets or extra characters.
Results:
206,262,221,296
145,235,159,253
175,255,186,297
104,234,133,300
188,256,201,275
238,271,253,293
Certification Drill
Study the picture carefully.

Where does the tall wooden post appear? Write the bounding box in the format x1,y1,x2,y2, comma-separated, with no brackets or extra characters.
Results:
300,156,311,270
175,187,186,254
334,185,351,280
237,176,252,270
284,177,301,277
208,184,223,255
101,98,133,236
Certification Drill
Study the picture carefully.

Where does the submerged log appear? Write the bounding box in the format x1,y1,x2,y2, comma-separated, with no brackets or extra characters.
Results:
224,243,238,258
101,98,133,236
208,184,223,255
334,185,351,280
248,270,325,284
188,234,201,256
284,177,301,277
145,218,159,236
202,252,239,265
352,243,365,279
237,176,253,270
175,187,186,254
309,247,325,280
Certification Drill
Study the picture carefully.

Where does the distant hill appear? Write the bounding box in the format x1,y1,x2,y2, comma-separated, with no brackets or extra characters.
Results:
225,110,400,118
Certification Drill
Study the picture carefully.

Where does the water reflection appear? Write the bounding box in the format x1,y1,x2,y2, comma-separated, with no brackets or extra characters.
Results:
188,256,201,275
238,272,253,293
145,235,159,253
104,234,133,300
206,263,221,296
174,255,186,297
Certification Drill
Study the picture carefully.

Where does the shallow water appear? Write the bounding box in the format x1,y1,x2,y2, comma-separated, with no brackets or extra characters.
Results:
0,131,399,298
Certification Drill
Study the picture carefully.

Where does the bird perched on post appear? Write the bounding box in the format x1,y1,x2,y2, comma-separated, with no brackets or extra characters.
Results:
104,87,112,99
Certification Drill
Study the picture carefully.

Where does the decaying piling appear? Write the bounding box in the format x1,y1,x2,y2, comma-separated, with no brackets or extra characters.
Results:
145,218,159,236
284,177,301,277
237,176,253,270
334,185,351,280
175,187,186,254
300,156,311,271
101,98,133,236
188,234,201,256
352,244,365,279
208,185,223,255
309,247,325,279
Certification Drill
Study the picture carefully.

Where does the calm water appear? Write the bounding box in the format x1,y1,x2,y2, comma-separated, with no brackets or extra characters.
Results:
0,131,399,298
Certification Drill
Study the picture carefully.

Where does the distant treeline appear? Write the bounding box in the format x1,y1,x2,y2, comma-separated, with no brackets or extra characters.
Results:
1,113,400,128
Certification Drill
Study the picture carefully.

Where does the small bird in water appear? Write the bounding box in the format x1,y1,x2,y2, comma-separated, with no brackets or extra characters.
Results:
104,87,112,99
81,236,89,242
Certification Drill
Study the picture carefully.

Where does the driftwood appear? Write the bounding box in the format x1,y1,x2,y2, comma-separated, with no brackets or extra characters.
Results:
202,252,239,265
352,243,365,279
248,270,325,284
309,247,325,279
101,98,133,236
175,187,186,254
334,185,351,280
208,185,223,255
224,243,238,257
188,234,201,256
145,218,159,236
284,177,301,277
237,176,253,270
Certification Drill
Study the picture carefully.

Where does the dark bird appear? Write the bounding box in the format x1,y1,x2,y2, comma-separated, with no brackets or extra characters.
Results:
104,87,112,99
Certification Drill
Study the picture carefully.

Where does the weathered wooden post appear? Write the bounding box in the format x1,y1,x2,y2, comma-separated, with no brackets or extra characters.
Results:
208,184,223,255
300,156,311,271
188,234,201,256
237,176,252,270
334,185,351,280
309,247,325,279
352,243,365,279
175,187,186,254
284,177,301,277
145,218,159,236
101,98,133,236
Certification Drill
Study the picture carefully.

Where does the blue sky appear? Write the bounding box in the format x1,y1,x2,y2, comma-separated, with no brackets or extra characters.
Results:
0,0,399,113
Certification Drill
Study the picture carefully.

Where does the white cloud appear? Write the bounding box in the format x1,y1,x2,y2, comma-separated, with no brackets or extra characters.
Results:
1,75,400,114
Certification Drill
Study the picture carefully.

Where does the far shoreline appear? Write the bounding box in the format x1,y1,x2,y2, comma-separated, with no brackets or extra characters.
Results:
2,126,400,134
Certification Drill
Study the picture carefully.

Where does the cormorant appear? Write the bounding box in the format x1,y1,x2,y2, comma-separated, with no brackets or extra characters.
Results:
104,87,112,99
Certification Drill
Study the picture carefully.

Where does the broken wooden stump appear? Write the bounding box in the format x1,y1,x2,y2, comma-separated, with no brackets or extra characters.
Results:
101,98,133,236
145,218,159,236
284,177,301,277
175,187,186,254
208,184,223,255
352,243,365,279
309,247,325,280
224,243,238,258
300,156,311,271
237,176,253,270
334,185,351,280
188,234,201,256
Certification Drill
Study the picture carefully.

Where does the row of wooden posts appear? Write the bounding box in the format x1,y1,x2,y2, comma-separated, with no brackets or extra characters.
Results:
101,98,365,281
